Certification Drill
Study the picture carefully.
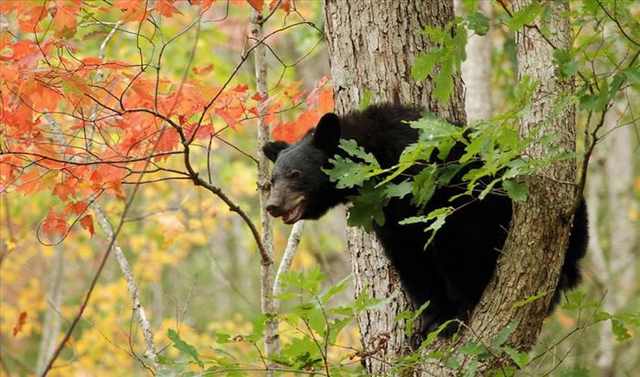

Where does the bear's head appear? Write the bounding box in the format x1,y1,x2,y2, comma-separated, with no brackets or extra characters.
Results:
262,113,343,224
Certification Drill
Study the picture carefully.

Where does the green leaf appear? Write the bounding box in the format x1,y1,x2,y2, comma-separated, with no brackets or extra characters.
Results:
437,164,464,186
491,320,519,348
385,180,413,199
503,346,529,368
503,179,529,202
611,318,632,341
412,165,438,207
553,49,578,78
467,11,490,36
167,329,204,368
359,88,374,110
434,63,454,103
399,207,452,248
624,66,640,85
511,290,547,309
347,184,387,231
505,2,544,31
412,52,439,81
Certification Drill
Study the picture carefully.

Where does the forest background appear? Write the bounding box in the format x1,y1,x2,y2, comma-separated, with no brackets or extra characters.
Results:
0,0,638,376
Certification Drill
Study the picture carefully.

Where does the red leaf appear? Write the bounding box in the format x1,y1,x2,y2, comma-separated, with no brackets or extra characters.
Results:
52,0,81,38
155,0,181,17
114,0,148,22
53,178,79,201
13,312,27,337
191,0,215,9
246,0,263,12
192,64,214,75
156,127,180,152
232,84,249,93
269,0,290,12
80,215,95,237
67,200,88,216
90,165,127,186
43,210,67,238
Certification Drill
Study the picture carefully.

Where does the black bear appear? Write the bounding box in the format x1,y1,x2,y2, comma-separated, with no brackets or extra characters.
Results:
263,103,588,334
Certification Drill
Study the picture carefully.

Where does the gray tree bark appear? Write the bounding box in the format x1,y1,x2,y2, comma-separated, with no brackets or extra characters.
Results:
326,0,578,375
324,1,465,374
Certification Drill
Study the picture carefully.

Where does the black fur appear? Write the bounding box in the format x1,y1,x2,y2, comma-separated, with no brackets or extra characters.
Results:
264,103,589,334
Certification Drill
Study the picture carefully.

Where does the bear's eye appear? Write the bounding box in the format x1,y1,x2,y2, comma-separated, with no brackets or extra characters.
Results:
286,169,301,179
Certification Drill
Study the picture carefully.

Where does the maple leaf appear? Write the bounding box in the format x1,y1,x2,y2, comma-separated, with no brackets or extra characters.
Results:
247,0,263,12
114,0,148,23
192,64,214,75
89,164,126,187
43,210,67,238
80,215,95,237
53,178,79,201
12,312,27,337
17,170,44,195
156,0,181,17
156,127,181,152
272,109,320,143
52,0,81,38
190,0,215,9
269,0,290,12
67,200,89,216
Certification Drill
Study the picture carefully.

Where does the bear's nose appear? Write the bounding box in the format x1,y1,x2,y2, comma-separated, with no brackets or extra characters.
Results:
266,204,282,217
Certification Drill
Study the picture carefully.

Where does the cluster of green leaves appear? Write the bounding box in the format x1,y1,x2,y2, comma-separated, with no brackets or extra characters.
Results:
159,270,382,376
323,95,550,244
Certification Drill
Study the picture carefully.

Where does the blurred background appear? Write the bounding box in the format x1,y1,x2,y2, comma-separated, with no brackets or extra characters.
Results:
1,1,638,376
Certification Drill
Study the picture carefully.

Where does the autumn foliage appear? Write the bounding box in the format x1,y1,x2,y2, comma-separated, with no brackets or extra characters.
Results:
0,0,331,243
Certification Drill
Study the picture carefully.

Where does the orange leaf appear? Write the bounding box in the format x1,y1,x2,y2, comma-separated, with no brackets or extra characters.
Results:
17,170,43,195
317,88,334,113
191,0,215,9
155,0,181,17
156,127,180,152
80,215,95,237
269,0,290,12
114,0,148,22
247,0,263,12
53,178,79,201
233,84,248,93
12,312,27,337
192,64,214,75
52,0,81,38
67,200,88,216
43,210,67,238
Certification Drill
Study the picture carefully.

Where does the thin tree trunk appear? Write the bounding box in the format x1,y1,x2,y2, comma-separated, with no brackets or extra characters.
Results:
35,246,63,375
596,102,637,376
457,0,493,121
324,1,465,374
251,10,277,374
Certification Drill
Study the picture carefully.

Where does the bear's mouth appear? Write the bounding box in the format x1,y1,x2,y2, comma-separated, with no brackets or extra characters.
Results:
282,196,306,224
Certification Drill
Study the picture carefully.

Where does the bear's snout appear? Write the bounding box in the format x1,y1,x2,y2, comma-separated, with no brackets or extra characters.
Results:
266,202,284,217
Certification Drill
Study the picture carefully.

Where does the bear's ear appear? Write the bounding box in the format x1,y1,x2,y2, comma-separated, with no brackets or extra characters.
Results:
263,141,289,162
312,113,341,154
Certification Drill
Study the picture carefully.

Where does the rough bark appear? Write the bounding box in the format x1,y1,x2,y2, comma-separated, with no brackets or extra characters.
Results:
324,1,465,374
463,0,576,357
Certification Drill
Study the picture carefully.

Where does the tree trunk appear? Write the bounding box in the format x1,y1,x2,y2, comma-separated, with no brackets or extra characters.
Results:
457,0,493,121
323,1,465,374
463,0,576,356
